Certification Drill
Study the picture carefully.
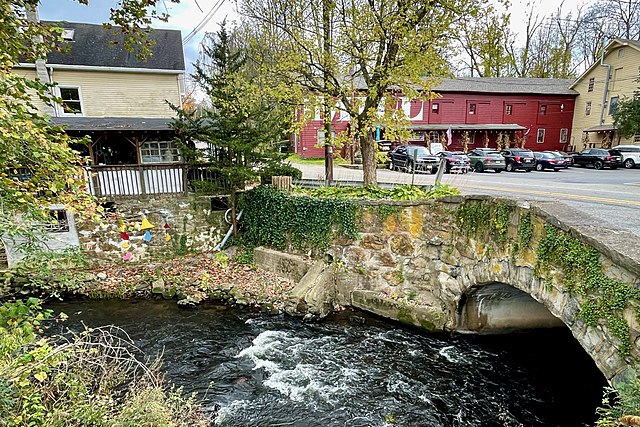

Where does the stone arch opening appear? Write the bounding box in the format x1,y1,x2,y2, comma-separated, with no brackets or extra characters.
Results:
457,282,565,333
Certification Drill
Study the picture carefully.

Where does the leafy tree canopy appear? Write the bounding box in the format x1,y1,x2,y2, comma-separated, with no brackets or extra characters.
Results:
613,89,640,139
239,0,483,185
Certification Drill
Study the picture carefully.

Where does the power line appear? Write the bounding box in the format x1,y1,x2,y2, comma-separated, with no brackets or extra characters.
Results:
183,0,226,44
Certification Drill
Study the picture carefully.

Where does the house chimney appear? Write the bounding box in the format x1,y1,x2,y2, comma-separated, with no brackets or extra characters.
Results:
26,6,56,116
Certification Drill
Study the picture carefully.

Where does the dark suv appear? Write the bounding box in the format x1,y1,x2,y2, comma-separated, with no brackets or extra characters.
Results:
501,149,536,172
572,148,623,170
388,145,439,173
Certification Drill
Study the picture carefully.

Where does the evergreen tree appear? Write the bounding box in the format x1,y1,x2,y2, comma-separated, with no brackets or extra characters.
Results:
171,22,293,234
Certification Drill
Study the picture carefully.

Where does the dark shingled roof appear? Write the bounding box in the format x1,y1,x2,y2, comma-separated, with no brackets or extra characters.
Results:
43,21,184,71
434,77,577,96
51,117,173,131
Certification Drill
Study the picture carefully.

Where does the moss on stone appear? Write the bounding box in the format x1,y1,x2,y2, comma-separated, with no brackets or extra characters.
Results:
419,318,436,331
396,307,415,325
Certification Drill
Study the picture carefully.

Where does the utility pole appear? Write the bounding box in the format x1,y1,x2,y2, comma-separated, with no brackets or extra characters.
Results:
322,0,333,185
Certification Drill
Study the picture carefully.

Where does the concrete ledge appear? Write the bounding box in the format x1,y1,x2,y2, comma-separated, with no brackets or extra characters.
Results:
253,246,313,282
351,290,447,331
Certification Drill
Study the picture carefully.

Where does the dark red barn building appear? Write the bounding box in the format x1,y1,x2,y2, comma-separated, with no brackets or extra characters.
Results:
293,77,577,157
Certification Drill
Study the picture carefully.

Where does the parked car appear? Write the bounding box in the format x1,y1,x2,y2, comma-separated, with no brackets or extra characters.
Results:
571,148,623,170
501,148,536,172
435,151,470,173
546,150,574,166
388,145,438,173
612,145,640,169
467,149,506,173
533,152,567,171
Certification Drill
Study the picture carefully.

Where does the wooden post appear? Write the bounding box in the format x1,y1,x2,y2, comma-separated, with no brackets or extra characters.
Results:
272,176,292,191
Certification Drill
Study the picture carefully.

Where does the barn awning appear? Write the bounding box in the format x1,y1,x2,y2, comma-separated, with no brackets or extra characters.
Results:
409,123,526,131
584,124,617,132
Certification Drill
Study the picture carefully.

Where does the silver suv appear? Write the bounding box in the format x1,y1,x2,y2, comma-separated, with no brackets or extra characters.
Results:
613,145,640,169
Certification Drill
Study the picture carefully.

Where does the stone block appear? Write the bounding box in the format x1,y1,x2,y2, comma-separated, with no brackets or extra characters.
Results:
253,247,312,282
390,233,415,256
361,234,386,250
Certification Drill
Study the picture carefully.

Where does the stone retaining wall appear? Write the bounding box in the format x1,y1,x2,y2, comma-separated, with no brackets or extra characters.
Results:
77,195,227,265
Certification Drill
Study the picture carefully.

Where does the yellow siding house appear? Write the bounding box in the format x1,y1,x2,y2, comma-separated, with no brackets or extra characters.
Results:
570,39,640,150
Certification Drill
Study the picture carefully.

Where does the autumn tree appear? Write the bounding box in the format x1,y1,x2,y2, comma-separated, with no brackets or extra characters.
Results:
240,0,481,186
455,2,514,77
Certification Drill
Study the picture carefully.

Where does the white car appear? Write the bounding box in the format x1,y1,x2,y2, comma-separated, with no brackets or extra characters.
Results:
612,145,640,169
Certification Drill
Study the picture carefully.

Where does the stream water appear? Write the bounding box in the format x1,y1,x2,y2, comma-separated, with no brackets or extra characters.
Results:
47,299,607,427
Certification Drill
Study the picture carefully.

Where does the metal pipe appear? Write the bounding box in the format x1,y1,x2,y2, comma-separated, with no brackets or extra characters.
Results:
214,210,243,251
599,38,611,127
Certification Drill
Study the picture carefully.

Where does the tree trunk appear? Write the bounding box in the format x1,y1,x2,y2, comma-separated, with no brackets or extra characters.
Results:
360,133,377,186
322,0,333,185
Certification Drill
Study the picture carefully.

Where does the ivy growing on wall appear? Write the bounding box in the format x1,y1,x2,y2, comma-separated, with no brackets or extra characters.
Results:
536,224,640,356
240,186,359,254
455,201,513,242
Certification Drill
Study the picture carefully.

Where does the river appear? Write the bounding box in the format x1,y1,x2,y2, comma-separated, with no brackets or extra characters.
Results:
46,299,607,427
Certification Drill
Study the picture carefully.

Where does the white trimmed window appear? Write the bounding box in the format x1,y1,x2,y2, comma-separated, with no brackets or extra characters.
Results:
560,128,568,143
140,140,181,163
57,86,83,115
317,129,336,146
537,128,545,144
634,134,640,143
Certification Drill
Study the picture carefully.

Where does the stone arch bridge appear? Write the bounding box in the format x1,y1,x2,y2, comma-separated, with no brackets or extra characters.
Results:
256,196,640,384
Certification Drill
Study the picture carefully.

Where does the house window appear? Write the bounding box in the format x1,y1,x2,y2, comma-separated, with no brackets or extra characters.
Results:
468,103,476,115
537,128,545,144
618,48,625,58
57,86,83,115
317,129,336,145
46,209,69,233
61,28,75,41
635,134,640,143
431,103,439,114
429,131,439,144
609,96,619,115
505,105,512,115
539,104,547,115
585,101,592,116
588,78,594,92
140,140,181,163
560,128,568,143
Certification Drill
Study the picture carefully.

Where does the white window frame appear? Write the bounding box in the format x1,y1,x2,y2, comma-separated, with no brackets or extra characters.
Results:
618,48,625,58
505,104,512,115
585,101,592,116
55,85,84,116
140,140,181,163
431,103,439,114
560,128,568,143
634,134,640,143
317,129,336,146
609,96,619,115
537,128,545,144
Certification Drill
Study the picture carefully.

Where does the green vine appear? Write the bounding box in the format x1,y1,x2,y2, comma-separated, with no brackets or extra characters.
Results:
240,186,359,255
518,211,533,249
376,205,402,221
456,201,513,242
536,224,640,356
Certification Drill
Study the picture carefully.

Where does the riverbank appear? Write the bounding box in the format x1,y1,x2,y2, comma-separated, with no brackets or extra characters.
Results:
10,251,297,312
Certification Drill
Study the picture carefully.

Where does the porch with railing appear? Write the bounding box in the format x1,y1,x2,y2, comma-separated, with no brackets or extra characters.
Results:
84,163,229,197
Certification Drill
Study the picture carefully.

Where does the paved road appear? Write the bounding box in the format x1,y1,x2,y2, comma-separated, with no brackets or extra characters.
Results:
294,162,640,236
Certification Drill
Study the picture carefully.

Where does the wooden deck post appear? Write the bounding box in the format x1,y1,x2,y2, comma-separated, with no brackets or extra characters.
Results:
272,176,292,191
